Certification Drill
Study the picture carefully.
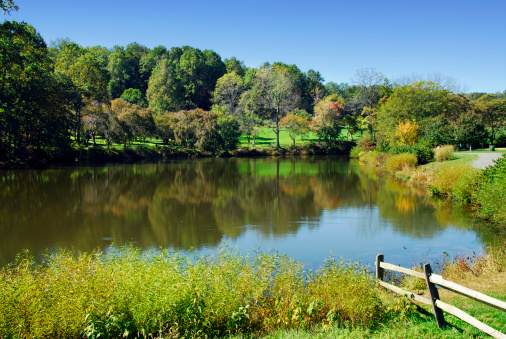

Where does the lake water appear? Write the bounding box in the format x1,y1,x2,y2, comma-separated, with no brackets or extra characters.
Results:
0,157,501,268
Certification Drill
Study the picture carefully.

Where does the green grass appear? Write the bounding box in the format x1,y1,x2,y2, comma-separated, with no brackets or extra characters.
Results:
238,127,357,149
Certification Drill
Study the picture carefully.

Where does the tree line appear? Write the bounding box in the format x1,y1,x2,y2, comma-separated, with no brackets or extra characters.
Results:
1,18,506,161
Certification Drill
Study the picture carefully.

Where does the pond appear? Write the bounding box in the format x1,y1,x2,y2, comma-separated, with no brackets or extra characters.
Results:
0,157,501,268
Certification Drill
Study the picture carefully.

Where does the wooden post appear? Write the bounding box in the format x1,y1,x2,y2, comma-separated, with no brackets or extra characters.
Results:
424,263,446,329
376,254,384,281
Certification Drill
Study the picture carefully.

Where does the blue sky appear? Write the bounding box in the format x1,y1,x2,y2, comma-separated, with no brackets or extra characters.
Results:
7,0,506,93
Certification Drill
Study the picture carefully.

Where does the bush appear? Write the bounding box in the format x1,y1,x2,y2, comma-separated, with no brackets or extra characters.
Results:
473,155,506,224
356,132,375,150
430,162,479,201
389,144,434,165
434,145,455,162
385,153,418,172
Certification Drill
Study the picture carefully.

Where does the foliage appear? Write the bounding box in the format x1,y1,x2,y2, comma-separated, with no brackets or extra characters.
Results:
473,155,506,224
0,21,72,157
0,0,17,14
120,88,148,107
217,114,241,151
281,114,311,145
388,144,434,165
377,82,470,146
213,71,244,116
434,145,455,162
385,153,418,172
475,95,506,144
395,120,420,145
146,58,184,114
0,248,386,338
430,162,479,201
246,64,300,147
312,95,345,144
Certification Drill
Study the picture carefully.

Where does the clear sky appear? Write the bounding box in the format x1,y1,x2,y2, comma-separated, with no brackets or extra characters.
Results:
7,0,506,93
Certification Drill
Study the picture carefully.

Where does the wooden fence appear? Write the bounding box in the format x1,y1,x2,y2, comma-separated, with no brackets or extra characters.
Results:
376,254,506,339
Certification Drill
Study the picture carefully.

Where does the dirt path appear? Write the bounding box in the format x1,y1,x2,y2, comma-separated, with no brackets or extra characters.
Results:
463,151,504,169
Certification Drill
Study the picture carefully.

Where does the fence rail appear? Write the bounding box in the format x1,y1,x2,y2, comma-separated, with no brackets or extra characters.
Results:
376,254,506,339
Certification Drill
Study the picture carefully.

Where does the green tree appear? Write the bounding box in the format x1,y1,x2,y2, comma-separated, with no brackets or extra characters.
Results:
55,42,110,143
475,95,506,144
212,71,244,116
1,0,17,14
121,88,147,107
376,81,470,146
147,58,184,114
0,21,72,157
250,64,300,147
224,57,247,77
217,114,241,151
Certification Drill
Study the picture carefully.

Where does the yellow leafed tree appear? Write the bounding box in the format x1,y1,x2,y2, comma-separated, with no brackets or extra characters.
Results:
395,120,420,145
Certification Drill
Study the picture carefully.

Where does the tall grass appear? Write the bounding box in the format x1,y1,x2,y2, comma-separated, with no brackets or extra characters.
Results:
473,155,506,225
385,153,418,172
434,145,455,162
429,162,479,201
0,248,386,338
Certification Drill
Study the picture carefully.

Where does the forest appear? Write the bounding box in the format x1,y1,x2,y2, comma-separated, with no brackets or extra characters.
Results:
1,18,506,163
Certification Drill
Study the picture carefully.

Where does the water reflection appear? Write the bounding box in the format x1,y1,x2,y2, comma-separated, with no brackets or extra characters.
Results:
0,157,501,267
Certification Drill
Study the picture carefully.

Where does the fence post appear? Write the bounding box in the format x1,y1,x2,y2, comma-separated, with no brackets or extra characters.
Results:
424,263,446,329
376,254,384,281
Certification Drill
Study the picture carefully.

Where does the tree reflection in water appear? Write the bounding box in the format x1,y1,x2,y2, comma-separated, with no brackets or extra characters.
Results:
0,157,501,266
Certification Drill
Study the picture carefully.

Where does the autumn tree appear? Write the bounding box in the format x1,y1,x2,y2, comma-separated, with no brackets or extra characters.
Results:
312,95,345,144
281,114,311,145
395,120,420,145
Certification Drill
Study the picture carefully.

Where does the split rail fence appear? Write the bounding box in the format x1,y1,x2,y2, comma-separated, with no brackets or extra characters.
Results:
375,254,506,339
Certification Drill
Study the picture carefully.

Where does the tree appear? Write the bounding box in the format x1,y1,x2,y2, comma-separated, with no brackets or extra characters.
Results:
147,58,184,114
281,114,310,145
0,21,72,156
154,113,177,145
1,0,17,14
395,120,420,145
376,82,470,146
250,64,300,147
55,42,109,143
351,68,385,110
312,95,345,144
121,88,147,107
475,95,506,144
217,114,241,151
212,71,244,116
224,57,247,77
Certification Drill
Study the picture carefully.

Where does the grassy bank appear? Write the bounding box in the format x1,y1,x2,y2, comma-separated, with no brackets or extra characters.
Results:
354,144,506,227
1,247,504,338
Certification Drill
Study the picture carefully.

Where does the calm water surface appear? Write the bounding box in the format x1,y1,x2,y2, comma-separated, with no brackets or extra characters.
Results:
0,157,501,268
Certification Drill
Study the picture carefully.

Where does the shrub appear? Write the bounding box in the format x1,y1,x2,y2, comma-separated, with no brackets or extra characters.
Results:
473,155,506,224
430,162,479,201
389,144,434,165
385,153,418,172
434,145,455,162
